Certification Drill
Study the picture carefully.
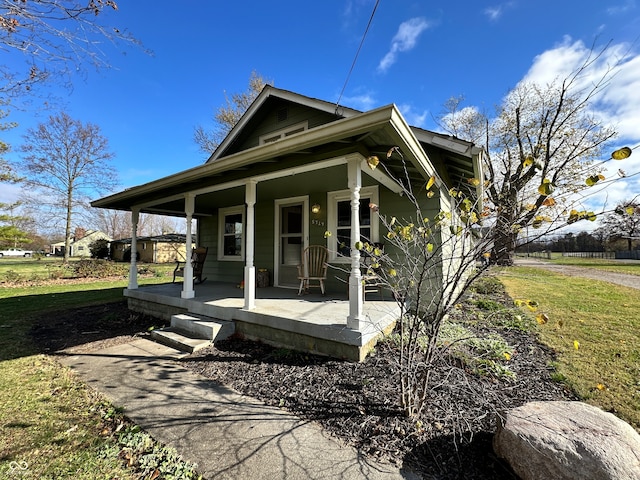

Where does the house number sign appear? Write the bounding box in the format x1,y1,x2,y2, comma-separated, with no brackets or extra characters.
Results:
311,219,325,227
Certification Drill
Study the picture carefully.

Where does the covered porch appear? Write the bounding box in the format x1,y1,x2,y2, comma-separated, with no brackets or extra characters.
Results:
126,281,400,361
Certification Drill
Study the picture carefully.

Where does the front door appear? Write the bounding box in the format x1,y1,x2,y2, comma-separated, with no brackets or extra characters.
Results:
275,197,308,287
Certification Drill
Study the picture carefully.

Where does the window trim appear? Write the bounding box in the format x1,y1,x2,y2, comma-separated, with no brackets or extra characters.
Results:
259,121,308,145
327,185,379,263
217,205,245,261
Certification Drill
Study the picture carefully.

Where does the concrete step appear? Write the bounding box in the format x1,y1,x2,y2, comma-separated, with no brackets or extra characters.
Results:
150,313,235,353
150,328,212,354
170,313,234,340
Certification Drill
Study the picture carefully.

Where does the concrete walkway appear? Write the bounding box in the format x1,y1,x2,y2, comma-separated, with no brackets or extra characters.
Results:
59,339,417,480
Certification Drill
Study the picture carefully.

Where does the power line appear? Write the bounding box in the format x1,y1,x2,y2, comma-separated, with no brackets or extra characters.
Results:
335,0,380,114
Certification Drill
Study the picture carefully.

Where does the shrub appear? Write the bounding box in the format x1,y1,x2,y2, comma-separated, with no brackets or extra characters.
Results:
71,259,128,278
89,238,110,259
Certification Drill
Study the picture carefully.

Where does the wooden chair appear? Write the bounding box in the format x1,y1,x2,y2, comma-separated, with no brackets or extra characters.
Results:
173,247,208,284
362,243,385,300
297,245,328,295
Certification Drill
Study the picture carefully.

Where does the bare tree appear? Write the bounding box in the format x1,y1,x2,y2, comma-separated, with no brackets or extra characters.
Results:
596,198,640,251
438,47,631,265
194,71,271,155
0,0,143,98
17,112,116,262
354,139,634,417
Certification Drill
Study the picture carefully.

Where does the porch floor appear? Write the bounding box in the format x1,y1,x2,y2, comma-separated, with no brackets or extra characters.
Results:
125,281,401,361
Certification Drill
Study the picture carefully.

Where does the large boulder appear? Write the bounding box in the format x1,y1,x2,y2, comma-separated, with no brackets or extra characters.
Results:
493,401,640,480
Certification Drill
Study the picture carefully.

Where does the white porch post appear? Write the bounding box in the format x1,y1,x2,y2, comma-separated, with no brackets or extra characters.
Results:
181,194,195,299
347,159,364,330
128,208,139,290
244,180,257,310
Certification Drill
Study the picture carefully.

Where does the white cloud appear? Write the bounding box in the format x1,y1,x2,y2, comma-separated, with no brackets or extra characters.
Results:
607,0,636,15
0,183,23,204
341,92,377,111
484,6,503,21
377,17,430,73
484,2,515,21
398,104,428,128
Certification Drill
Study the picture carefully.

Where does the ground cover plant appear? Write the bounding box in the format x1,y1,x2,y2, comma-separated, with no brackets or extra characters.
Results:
498,266,640,430
0,273,201,479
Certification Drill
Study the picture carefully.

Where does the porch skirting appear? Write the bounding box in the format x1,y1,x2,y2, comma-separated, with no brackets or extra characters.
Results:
124,283,399,362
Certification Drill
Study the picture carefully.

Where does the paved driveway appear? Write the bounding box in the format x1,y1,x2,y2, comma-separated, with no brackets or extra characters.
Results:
513,257,640,290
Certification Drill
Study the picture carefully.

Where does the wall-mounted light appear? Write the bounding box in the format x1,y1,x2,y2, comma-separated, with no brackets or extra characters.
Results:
311,204,321,214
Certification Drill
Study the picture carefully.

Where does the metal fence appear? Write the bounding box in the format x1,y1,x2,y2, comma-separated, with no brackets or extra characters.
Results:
562,251,615,259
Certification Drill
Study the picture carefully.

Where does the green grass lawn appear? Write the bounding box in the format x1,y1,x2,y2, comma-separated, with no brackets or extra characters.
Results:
0,263,198,479
498,266,640,430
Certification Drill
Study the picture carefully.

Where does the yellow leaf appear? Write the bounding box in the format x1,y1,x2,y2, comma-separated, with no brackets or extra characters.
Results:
611,146,632,160
467,177,481,186
426,243,434,253
542,197,556,207
427,190,435,198
538,179,554,196
596,383,606,391
426,175,436,190
536,313,549,324
503,352,511,361
388,268,397,277
354,241,363,250
523,155,534,167
366,155,380,170
573,340,580,350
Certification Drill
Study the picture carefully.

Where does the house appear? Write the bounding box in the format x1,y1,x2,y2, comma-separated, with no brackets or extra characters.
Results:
110,234,193,263
51,228,111,257
92,86,483,360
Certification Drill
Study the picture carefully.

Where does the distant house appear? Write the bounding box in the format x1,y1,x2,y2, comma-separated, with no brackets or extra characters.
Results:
51,228,111,257
110,234,192,263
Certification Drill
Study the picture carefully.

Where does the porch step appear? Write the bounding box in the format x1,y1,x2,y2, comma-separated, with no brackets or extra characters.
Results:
150,314,235,354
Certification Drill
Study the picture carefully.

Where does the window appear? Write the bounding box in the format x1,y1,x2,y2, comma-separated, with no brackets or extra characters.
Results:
259,121,308,145
218,206,245,261
327,186,379,262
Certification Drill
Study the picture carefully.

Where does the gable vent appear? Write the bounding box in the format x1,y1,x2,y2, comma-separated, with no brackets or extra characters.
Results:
277,108,288,122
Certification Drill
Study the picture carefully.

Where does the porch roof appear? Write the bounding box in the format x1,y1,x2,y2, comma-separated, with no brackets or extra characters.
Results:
92,101,480,217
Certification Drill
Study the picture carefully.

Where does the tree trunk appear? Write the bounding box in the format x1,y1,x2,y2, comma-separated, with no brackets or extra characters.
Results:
63,188,73,263
492,211,518,266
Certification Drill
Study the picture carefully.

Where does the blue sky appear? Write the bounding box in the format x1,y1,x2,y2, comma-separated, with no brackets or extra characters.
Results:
2,0,640,219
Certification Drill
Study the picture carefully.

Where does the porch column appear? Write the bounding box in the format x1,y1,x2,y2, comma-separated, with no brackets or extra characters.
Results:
181,194,195,299
128,208,139,290
244,180,257,310
347,159,364,330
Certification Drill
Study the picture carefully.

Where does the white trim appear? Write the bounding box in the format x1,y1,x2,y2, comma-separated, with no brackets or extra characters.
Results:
273,196,309,288
218,205,245,261
327,185,379,263
259,121,308,145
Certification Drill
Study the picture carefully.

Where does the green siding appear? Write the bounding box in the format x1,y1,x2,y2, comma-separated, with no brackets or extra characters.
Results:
195,164,444,294
228,100,339,154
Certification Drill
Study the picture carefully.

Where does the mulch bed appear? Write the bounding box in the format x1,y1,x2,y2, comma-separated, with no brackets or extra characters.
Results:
30,287,577,480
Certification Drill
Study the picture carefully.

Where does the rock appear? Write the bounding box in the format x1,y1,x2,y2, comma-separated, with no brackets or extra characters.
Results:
493,401,640,480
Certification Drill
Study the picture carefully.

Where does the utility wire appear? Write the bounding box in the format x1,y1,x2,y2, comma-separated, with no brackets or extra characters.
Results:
335,0,380,114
